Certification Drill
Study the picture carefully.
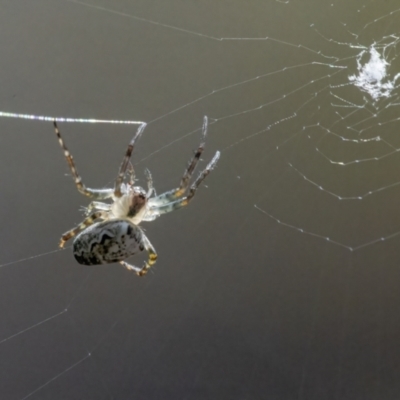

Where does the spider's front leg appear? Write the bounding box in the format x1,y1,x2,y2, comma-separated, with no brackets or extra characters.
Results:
126,162,135,186
54,121,114,200
144,168,154,197
114,123,147,198
145,150,220,219
149,116,209,207
59,211,107,248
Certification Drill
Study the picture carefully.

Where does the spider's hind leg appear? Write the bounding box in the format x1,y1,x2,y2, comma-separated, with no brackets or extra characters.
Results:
120,234,157,277
119,261,143,274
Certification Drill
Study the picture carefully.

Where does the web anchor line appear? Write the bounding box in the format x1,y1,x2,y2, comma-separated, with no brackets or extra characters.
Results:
0,111,145,125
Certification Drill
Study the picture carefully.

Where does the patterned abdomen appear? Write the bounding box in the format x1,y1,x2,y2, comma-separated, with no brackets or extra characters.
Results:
73,219,145,265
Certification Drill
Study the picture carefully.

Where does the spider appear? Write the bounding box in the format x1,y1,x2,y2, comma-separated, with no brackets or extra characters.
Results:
54,116,220,276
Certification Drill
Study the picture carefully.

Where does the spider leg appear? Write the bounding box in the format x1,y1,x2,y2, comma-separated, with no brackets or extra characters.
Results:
54,121,114,200
126,161,135,186
141,210,159,222
149,116,209,207
59,210,107,248
144,168,154,197
146,150,220,218
114,123,147,198
85,201,112,215
119,234,157,276
119,261,143,274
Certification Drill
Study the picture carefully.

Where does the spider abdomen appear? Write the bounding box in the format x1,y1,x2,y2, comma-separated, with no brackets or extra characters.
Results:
73,219,145,265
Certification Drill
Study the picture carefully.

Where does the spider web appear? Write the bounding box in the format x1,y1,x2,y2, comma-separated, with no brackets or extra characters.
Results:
1,0,400,398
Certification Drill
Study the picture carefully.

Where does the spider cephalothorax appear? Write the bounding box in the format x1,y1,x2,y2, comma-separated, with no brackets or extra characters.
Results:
110,184,150,222
54,117,220,276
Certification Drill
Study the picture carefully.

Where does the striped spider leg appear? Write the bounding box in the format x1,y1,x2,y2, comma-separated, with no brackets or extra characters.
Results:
144,151,220,221
54,121,114,201
143,116,220,222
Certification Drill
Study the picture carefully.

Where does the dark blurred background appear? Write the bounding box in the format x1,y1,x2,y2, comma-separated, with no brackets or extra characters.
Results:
1,0,400,399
